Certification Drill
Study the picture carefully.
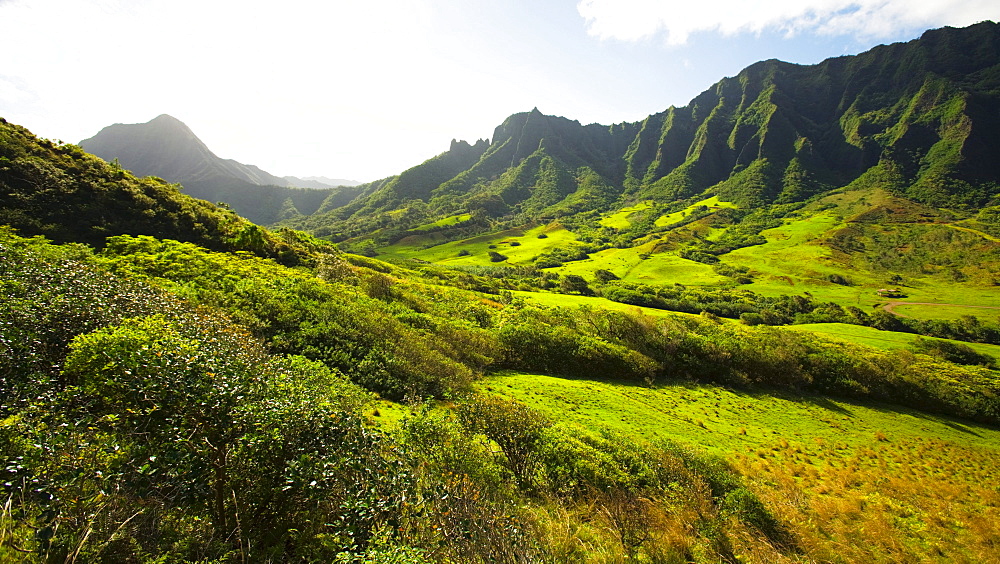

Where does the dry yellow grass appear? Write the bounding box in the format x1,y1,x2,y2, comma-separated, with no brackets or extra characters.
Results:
733,437,1000,563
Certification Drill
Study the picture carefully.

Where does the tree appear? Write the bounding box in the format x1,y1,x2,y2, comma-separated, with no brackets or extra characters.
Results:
559,274,592,295
594,269,619,284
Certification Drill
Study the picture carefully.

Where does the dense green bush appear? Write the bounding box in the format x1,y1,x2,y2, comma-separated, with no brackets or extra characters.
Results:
96,235,489,400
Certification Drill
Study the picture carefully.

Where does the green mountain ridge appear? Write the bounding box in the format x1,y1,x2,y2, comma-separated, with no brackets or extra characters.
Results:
284,22,999,245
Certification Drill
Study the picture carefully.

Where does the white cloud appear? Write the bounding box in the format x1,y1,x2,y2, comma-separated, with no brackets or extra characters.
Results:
577,0,1000,44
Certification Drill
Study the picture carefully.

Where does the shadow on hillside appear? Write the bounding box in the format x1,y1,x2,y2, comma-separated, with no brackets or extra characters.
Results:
698,384,856,416
506,372,999,436
858,400,988,437
535,372,861,415
797,395,855,416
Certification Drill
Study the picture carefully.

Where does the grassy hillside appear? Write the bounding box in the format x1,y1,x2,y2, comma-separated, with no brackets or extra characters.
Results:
271,25,1000,361
3,215,999,561
484,372,1000,562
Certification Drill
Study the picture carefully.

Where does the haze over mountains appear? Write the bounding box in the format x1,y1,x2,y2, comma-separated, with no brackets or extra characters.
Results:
76,22,1000,241
70,21,1000,253
80,114,360,189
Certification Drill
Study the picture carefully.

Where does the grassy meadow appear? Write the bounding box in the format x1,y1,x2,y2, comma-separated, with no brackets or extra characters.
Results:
379,223,577,265
789,322,1000,357
509,290,695,318
554,244,727,286
482,371,1000,563
655,195,737,227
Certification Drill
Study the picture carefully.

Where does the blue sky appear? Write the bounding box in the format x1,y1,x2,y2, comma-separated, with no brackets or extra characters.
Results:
1,0,997,182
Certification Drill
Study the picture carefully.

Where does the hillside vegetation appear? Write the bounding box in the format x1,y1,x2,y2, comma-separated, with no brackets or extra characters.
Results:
2,19,1000,564
0,118,334,265
2,221,999,562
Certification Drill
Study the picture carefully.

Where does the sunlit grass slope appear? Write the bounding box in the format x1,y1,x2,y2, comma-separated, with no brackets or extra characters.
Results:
599,201,652,229
510,290,694,318
483,373,1000,455
554,244,727,286
789,322,1000,357
655,195,736,227
889,302,1000,321
411,213,471,231
483,372,1000,562
379,225,576,266
377,224,577,265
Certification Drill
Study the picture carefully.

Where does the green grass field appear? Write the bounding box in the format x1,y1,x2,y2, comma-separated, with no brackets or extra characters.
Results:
788,322,1000,358
655,195,736,227
411,213,471,231
479,371,1000,561
481,372,1000,455
510,290,695,318
553,243,727,286
889,303,1000,321
599,201,652,229
378,223,579,265
377,186,1000,326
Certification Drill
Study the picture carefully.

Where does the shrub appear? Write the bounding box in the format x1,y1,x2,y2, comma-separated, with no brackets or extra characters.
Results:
912,337,995,366
593,269,619,283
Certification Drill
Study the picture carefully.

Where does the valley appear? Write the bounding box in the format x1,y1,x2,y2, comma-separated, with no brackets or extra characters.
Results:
1,19,1000,564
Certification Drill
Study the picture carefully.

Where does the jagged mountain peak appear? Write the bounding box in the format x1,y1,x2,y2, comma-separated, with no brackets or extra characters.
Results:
290,21,1000,241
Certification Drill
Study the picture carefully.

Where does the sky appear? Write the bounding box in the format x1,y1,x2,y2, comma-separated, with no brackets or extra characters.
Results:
1,0,997,183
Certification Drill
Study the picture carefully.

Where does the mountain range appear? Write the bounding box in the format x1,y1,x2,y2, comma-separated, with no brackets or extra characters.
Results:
285,21,999,243
76,22,1000,246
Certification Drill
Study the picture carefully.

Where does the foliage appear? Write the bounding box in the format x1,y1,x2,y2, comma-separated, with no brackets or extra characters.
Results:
96,235,489,400
0,119,331,265
2,283,424,560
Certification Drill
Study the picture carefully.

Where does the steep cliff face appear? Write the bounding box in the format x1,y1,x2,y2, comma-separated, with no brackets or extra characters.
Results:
319,21,999,233
627,22,1000,206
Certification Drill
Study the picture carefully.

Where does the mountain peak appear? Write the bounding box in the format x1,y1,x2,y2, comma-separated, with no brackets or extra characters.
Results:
79,115,294,188
147,114,189,129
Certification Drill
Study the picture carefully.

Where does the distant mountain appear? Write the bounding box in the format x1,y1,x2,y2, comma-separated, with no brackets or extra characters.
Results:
80,114,291,186
286,176,363,189
286,21,1000,240
79,115,363,224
